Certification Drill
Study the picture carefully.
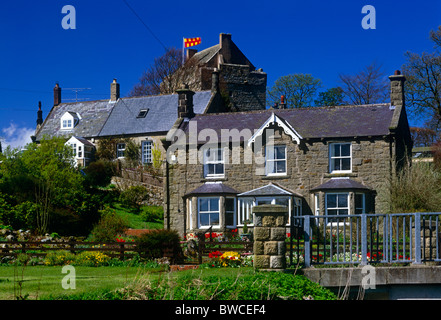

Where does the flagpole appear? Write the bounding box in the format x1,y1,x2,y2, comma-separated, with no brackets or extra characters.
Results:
182,37,185,65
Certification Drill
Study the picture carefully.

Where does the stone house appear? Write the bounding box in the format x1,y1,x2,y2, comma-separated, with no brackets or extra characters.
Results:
32,34,266,168
32,79,220,167
166,33,267,112
163,71,412,236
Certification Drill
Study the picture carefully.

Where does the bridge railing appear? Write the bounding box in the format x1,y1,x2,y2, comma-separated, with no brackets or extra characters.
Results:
288,212,441,267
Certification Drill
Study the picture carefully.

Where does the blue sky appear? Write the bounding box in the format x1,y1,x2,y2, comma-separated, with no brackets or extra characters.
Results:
0,0,440,148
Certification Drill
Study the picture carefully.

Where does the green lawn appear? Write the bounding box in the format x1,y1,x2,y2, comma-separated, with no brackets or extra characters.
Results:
111,203,163,230
0,265,160,300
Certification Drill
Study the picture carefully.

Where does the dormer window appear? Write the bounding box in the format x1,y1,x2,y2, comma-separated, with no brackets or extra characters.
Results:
61,112,80,130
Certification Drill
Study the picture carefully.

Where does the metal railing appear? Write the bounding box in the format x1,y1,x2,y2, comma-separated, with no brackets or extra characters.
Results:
288,212,441,267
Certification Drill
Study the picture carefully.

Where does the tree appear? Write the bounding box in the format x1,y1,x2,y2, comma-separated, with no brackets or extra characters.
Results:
402,51,441,132
129,47,201,97
339,61,389,105
267,74,322,108
0,138,98,234
314,87,344,107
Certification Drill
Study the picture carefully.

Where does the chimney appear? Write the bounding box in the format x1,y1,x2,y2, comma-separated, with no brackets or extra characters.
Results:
211,69,220,93
389,70,406,107
176,84,195,119
54,83,61,106
219,33,232,63
37,101,43,127
279,95,286,109
186,49,197,62
111,78,120,102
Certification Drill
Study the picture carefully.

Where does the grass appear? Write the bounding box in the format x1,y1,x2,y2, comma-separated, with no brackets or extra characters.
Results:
0,265,256,300
111,203,163,230
0,265,162,300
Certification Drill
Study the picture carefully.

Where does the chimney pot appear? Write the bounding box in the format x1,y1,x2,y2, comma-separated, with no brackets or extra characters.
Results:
394,70,401,75
279,95,287,109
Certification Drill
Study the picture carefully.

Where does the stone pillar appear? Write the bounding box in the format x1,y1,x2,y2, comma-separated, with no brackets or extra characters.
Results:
252,204,288,271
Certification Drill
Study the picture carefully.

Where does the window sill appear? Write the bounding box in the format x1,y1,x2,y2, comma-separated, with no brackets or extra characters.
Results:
201,176,228,182
324,172,357,178
262,174,291,180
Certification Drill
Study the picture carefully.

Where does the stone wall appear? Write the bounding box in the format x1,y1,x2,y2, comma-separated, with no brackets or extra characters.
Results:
253,204,287,270
166,124,396,235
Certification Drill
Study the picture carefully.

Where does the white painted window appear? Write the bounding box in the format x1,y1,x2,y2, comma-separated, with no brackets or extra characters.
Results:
203,148,225,178
329,143,352,173
62,119,73,129
116,143,125,158
142,140,153,164
325,193,349,223
266,145,287,176
198,197,220,228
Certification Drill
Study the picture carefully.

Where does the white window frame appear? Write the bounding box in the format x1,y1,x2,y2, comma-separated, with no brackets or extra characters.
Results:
314,194,320,216
142,140,153,164
203,148,225,179
325,192,350,225
238,196,298,227
197,197,220,229
265,145,287,176
116,143,126,159
329,143,352,173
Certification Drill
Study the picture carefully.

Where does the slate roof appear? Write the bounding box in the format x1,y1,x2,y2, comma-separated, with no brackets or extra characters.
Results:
35,100,115,141
185,182,239,197
36,91,213,141
238,183,303,197
98,91,213,137
311,178,372,191
178,103,396,143
191,44,220,65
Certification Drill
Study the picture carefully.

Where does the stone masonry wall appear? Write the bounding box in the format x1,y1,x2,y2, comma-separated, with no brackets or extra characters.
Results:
166,124,395,235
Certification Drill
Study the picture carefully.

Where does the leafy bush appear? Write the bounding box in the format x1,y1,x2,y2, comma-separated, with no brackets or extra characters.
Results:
136,229,183,262
83,160,116,187
380,162,441,213
119,186,149,212
44,250,111,267
44,250,76,266
140,206,163,222
89,207,128,242
74,251,111,267
119,271,337,300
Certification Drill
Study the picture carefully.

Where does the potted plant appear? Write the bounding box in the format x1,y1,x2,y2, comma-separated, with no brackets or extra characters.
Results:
240,220,252,241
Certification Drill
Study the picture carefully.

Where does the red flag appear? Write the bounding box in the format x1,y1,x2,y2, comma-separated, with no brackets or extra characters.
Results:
184,37,201,48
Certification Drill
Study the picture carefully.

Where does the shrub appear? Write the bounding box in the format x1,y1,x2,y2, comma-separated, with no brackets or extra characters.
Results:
119,271,337,300
140,206,163,222
74,251,111,267
89,207,128,242
83,160,116,187
136,229,183,263
119,186,149,212
380,162,441,213
44,250,76,266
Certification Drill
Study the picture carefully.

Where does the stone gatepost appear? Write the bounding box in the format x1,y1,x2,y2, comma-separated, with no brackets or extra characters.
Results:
252,204,288,271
